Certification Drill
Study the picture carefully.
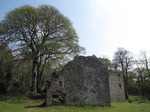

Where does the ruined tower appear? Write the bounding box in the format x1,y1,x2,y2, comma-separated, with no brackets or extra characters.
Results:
109,71,125,100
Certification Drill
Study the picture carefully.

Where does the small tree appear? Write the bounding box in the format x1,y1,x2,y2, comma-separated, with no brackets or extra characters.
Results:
0,5,84,92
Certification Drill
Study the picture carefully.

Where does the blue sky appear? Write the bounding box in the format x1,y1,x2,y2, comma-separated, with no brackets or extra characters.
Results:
1,0,150,59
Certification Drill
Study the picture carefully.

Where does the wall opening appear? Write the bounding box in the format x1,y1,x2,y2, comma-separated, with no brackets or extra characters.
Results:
52,91,66,105
119,83,122,88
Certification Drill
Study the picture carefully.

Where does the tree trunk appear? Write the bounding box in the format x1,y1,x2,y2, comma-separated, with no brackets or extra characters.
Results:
36,57,48,93
125,67,129,99
31,60,38,92
124,82,129,99
36,57,42,93
123,74,129,99
36,65,41,93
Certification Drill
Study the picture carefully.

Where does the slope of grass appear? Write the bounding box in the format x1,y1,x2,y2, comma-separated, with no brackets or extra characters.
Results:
0,95,150,112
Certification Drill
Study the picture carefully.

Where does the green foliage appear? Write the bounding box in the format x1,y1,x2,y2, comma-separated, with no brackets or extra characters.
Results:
1,4,83,57
0,41,14,94
0,93,27,104
128,96,139,101
128,96,149,103
128,72,150,99
128,72,139,95
28,92,40,98
0,4,84,93
98,57,112,69
27,92,45,100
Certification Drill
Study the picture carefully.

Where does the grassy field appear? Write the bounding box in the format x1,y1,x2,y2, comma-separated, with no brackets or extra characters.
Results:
0,95,150,112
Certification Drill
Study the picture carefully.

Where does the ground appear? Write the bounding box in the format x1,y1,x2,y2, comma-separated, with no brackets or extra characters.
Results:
0,95,150,112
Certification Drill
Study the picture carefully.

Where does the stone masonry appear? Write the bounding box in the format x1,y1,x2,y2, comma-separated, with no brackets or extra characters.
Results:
46,56,111,106
109,71,125,100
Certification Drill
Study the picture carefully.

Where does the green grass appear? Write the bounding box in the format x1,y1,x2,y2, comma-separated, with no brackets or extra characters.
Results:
0,95,150,112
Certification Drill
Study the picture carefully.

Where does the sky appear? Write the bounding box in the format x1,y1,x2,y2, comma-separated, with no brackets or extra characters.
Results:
1,0,150,59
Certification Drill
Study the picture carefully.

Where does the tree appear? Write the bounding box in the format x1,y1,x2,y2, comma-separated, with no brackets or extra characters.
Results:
0,5,84,92
98,56,112,70
10,60,32,93
0,41,14,94
128,72,138,95
133,50,150,99
113,48,133,99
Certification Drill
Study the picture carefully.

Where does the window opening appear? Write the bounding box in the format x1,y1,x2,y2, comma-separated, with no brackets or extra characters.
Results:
119,83,122,88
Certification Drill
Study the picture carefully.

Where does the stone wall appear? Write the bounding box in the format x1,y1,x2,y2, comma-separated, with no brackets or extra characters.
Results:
109,71,125,100
46,56,110,106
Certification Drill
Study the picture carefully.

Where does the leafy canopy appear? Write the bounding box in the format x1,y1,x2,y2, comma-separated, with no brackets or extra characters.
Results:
0,5,83,60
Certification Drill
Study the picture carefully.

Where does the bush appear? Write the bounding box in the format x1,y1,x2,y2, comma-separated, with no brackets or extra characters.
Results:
0,93,27,103
28,92,45,99
128,96,150,103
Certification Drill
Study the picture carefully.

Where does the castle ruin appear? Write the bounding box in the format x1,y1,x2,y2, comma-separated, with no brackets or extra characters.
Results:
46,56,125,106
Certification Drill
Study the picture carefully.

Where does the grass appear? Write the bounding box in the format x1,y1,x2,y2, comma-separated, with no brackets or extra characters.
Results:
0,95,150,112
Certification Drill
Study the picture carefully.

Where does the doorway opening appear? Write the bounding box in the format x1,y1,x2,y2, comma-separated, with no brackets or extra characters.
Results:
52,91,66,105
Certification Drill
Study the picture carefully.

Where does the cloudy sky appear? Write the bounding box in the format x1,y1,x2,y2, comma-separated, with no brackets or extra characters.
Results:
1,0,150,59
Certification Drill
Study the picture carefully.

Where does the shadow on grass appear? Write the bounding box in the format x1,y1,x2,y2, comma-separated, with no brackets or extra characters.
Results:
24,102,46,108
24,105,42,108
